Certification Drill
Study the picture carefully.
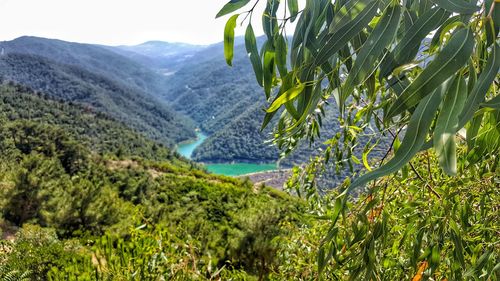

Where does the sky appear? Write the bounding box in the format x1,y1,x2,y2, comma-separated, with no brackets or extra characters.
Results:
0,0,280,46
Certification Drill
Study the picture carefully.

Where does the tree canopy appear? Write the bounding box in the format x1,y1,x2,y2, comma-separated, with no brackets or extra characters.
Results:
221,0,499,188
221,0,500,277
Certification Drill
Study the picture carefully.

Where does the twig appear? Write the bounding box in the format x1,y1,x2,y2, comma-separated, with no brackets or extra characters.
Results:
363,100,441,198
409,162,441,199
426,151,436,185
487,1,496,18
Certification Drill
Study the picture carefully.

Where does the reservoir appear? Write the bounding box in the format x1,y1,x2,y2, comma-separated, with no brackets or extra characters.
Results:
177,131,277,176
177,131,208,159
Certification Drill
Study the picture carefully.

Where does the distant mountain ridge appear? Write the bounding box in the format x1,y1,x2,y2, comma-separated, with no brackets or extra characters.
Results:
0,36,196,145
106,41,205,73
0,36,173,98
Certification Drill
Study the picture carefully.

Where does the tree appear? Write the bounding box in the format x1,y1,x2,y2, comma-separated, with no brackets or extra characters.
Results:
220,0,499,277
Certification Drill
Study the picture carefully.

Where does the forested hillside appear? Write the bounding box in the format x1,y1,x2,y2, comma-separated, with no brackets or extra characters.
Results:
163,40,265,134
0,36,173,98
0,83,180,160
0,86,305,279
0,53,195,144
1,95,496,279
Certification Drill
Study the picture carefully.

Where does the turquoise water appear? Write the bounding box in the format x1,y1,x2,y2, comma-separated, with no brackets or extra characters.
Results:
206,163,277,176
177,132,208,159
176,131,277,176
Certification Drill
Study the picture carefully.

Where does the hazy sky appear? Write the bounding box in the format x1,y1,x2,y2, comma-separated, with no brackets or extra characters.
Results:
0,0,282,46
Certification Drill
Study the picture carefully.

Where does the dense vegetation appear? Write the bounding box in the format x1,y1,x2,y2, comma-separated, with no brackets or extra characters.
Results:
274,151,499,280
0,92,305,280
0,36,173,98
0,52,195,145
0,83,179,160
1,110,497,279
221,0,500,278
163,40,266,135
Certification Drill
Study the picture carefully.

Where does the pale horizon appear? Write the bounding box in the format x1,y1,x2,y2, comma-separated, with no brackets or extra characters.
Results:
0,0,296,46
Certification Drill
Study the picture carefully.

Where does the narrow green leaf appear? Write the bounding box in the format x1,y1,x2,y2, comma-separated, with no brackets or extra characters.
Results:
261,110,278,131
216,0,250,18
434,75,467,175
466,114,483,152
485,0,500,45
275,35,288,77
343,2,402,98
287,0,299,22
224,14,239,66
386,28,474,118
245,24,263,86
329,0,374,33
430,15,461,51
430,0,479,14
348,81,450,191
266,83,305,113
315,0,379,66
263,48,276,99
263,0,280,40
380,7,450,78
458,43,500,129
285,82,324,133
481,95,500,109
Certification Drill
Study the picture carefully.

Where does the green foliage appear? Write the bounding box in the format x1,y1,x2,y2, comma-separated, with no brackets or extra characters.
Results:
1,224,86,281
0,38,196,145
0,84,179,161
271,152,499,280
0,96,305,279
221,0,500,278
222,0,500,190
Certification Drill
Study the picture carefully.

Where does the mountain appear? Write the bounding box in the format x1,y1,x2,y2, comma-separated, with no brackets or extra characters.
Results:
108,41,204,73
0,83,182,161
162,39,266,133
0,82,304,279
0,37,196,145
0,36,174,99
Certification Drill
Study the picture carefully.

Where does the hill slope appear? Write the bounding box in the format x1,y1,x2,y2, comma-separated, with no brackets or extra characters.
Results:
0,83,181,160
0,53,195,145
0,84,304,279
0,36,173,98
162,39,264,134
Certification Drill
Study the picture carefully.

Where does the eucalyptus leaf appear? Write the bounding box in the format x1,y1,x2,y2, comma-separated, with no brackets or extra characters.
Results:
343,2,402,98
434,75,467,175
245,24,263,86
223,14,239,66
216,0,250,18
380,7,450,79
458,43,500,129
287,0,299,22
348,80,450,191
387,28,474,118
315,0,379,66
430,0,479,14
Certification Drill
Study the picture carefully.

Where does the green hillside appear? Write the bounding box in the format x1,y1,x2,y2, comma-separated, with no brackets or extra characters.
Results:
163,40,264,134
0,53,195,145
0,87,305,279
0,83,182,160
0,93,496,279
0,36,173,98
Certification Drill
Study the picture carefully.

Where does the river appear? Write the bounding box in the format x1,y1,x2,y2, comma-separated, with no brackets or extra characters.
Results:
176,131,277,176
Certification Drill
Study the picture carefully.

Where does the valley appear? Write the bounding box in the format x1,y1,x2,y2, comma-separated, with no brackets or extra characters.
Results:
0,35,388,189
177,131,279,177
1,0,498,279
